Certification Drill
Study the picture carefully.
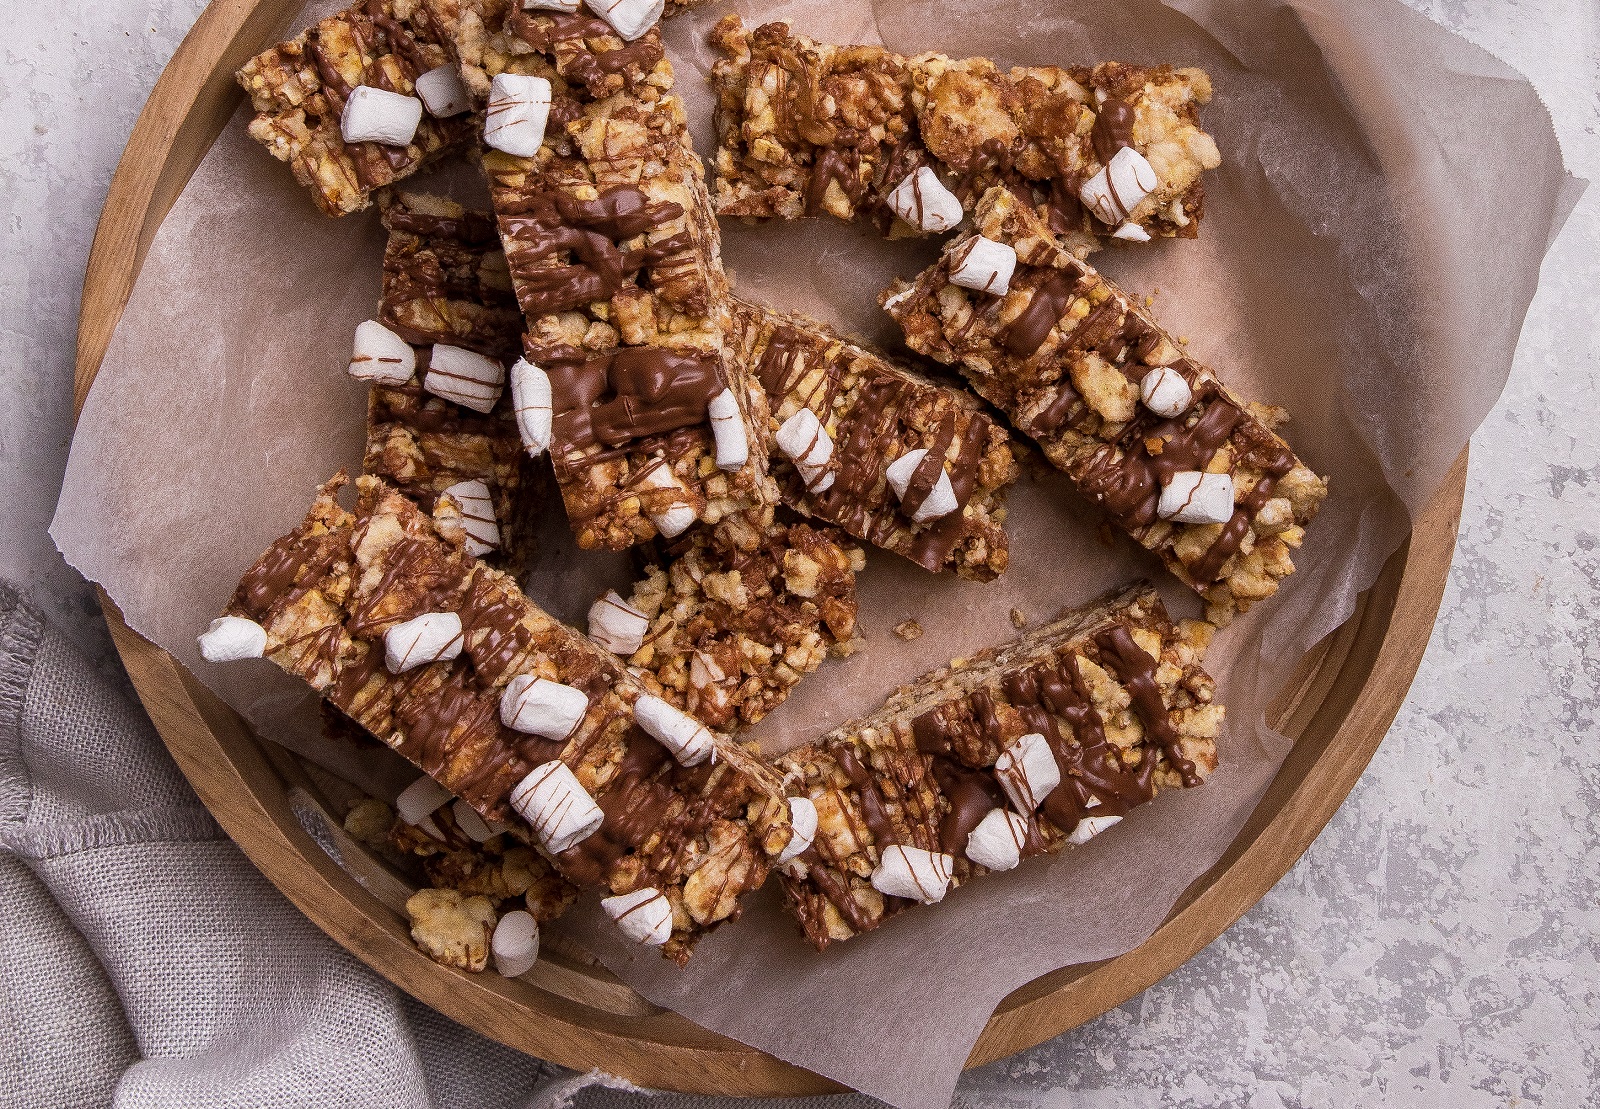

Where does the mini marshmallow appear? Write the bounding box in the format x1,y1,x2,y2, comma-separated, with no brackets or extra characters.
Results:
639,465,696,538
633,694,715,766
1140,366,1193,418
776,795,818,865
707,387,748,471
499,674,589,740
525,0,581,8
414,64,471,118
424,345,504,413
884,448,960,524
948,235,1017,297
994,731,1061,813
601,886,674,945
197,616,267,663
1113,221,1152,242
886,167,964,233
384,611,463,673
510,761,604,854
1079,146,1160,226
1066,813,1124,846
587,591,649,656
964,807,1029,872
451,799,502,843
341,85,423,146
348,320,416,384
871,845,955,904
1158,471,1236,525
484,73,552,158
510,358,552,456
775,408,835,493
395,774,453,826
441,479,500,557
492,909,541,977
589,0,664,41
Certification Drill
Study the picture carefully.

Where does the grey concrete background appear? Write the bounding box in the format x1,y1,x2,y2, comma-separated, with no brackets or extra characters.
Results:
2,0,1595,1104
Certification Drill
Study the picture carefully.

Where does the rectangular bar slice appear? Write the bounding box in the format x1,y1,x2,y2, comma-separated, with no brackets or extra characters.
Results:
362,193,548,572
773,581,1220,950
446,7,776,551
729,299,1017,581
236,0,477,216
222,474,799,962
611,518,864,731
709,16,1220,248
882,188,1328,623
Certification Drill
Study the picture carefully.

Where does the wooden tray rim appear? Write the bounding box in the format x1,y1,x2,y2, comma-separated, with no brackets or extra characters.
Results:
71,0,1467,1094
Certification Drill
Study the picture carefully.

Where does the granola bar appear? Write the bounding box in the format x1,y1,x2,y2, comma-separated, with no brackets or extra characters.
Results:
460,9,777,552
709,16,1220,247
883,189,1329,623
224,474,798,961
620,519,864,731
363,193,547,571
236,0,477,216
729,299,1018,581
773,582,1220,949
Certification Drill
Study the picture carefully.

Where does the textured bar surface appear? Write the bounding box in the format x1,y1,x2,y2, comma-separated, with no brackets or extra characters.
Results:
730,299,1017,581
884,189,1328,623
774,582,1219,949
226,474,796,961
364,193,547,572
710,16,1220,248
236,0,475,216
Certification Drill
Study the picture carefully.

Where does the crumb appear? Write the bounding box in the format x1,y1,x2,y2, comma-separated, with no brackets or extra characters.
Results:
1010,608,1028,629
893,620,924,641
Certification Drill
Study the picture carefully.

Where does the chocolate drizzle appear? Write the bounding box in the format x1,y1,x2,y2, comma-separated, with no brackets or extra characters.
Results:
507,11,664,96
1095,625,1200,788
1001,271,1078,358
537,345,725,463
1091,99,1136,165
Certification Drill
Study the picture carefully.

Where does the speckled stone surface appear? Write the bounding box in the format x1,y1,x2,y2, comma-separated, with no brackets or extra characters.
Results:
3,0,1595,1104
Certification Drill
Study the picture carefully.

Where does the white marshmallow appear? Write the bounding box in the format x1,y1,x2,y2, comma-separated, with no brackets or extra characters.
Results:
589,0,664,41
441,479,500,557
510,358,552,457
776,795,818,865
871,845,955,904
1112,221,1152,243
884,448,960,524
414,64,471,118
994,731,1061,813
1079,146,1160,227
601,887,673,945
424,345,504,413
964,807,1029,872
1158,471,1236,525
384,612,464,673
499,674,589,740
886,167,964,233
881,286,915,313
639,465,696,538
1066,813,1124,846
587,591,649,656
524,0,581,9
633,694,715,767
707,387,748,471
484,73,552,158
341,85,423,146
395,774,454,826
451,799,502,843
1140,366,1193,418
948,235,1017,297
197,616,267,663
491,909,541,977
775,408,835,494
348,320,416,384
510,761,604,854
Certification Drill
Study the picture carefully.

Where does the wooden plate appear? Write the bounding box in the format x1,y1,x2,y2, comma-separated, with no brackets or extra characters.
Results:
74,0,1468,1094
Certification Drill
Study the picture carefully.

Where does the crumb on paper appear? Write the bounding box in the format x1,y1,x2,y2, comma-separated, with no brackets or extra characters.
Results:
1010,608,1028,629
893,619,924,641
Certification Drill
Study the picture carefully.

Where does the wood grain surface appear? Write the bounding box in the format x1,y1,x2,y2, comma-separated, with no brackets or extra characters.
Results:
72,0,1468,1094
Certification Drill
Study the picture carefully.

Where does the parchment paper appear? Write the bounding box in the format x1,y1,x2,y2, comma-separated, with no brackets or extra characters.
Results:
52,0,1581,1104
